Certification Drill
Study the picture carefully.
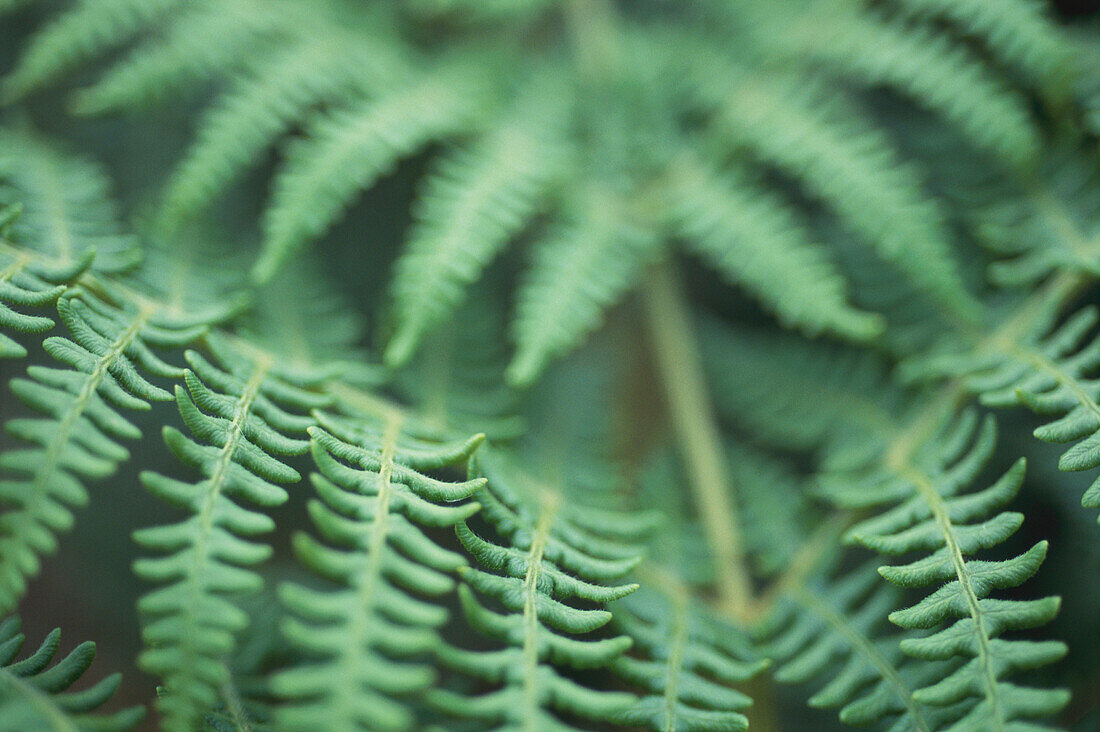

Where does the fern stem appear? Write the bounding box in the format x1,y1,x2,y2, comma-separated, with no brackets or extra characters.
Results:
521,491,560,728
660,589,688,732
219,677,253,732
563,0,621,80
0,252,30,284
641,262,752,618
336,413,402,721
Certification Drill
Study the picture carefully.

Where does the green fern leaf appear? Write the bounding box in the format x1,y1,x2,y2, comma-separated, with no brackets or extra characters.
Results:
741,0,1041,168
612,586,766,731
0,617,144,731
762,562,952,731
691,66,979,321
429,447,642,729
254,70,483,284
825,412,1069,729
888,0,1074,97
904,306,1100,522
507,185,662,387
69,0,287,115
132,337,327,732
386,84,570,368
0,289,211,614
725,442,814,578
0,206,90,359
1,0,185,103
273,414,484,732
0,128,141,274
700,319,902,470
977,152,1100,288
393,297,523,440
155,28,410,234
667,155,882,342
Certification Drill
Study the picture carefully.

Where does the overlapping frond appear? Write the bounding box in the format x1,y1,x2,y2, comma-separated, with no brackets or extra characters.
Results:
886,0,1074,97
736,0,1043,168
1,0,186,103
386,83,571,369
68,0,287,115
0,617,144,730
0,288,214,614
393,296,522,440
724,442,813,578
667,154,881,341
970,151,1100,288
699,320,903,469
612,586,766,731
0,206,89,358
0,128,141,274
155,25,410,235
430,447,644,729
255,69,485,283
821,411,1068,729
906,306,1100,523
273,413,484,732
762,563,949,731
508,184,662,387
687,57,978,322
132,335,327,731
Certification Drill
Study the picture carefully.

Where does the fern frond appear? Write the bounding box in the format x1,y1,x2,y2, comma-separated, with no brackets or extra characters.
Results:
691,66,979,321
0,208,90,359
725,442,813,578
1,0,185,103
255,71,483,284
386,84,570,368
750,0,1042,168
763,563,947,730
818,209,977,358
824,412,1069,729
612,586,766,731
0,289,212,614
887,0,1074,96
132,336,327,731
69,0,288,115
0,617,144,730
0,128,141,274
273,414,484,732
393,296,523,440
429,447,642,729
667,154,882,341
974,152,1100,288
237,259,375,383
905,306,1100,522
507,185,662,387
155,30,410,234
700,320,902,469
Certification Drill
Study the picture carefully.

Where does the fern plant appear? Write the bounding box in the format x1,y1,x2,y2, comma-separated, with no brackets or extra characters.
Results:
0,0,1096,730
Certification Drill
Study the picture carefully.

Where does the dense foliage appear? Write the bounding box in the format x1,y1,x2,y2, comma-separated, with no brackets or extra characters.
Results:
0,0,1097,730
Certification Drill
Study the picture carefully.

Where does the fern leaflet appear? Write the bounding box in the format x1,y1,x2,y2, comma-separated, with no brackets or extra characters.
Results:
0,617,144,730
